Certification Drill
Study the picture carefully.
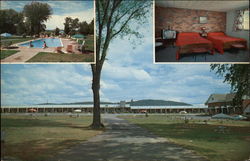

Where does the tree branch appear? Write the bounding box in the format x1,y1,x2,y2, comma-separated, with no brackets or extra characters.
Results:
111,8,140,39
99,0,122,63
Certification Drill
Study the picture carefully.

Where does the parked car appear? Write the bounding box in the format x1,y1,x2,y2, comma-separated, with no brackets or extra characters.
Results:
233,115,247,120
139,110,147,113
28,108,37,112
179,111,187,114
73,109,82,113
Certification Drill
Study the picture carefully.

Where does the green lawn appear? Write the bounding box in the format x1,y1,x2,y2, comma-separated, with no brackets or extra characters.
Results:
1,115,103,161
0,50,19,59
78,35,94,52
27,52,94,62
1,37,34,47
121,115,250,161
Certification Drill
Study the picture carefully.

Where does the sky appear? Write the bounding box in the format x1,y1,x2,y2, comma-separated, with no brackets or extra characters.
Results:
1,0,94,30
0,3,231,106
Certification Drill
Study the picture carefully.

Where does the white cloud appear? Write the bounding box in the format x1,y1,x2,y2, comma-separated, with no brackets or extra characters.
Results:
1,64,93,105
103,62,152,82
101,80,121,90
45,9,94,30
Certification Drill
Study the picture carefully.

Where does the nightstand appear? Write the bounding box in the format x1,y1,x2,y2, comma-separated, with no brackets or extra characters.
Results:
155,37,164,50
165,38,176,47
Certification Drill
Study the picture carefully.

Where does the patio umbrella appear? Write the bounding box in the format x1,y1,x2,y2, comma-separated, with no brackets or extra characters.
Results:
72,34,85,39
1,33,12,37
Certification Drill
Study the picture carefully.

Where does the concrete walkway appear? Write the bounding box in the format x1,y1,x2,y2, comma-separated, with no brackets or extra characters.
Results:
1,46,55,63
55,115,208,161
1,38,84,63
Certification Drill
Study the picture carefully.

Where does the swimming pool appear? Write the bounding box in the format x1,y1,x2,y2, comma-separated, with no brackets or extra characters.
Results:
19,38,63,48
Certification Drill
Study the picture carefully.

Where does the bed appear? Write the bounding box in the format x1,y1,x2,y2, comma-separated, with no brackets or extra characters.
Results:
175,32,214,60
207,32,247,54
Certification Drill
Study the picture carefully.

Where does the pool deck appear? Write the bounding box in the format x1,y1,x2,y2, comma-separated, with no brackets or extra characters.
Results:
1,38,90,63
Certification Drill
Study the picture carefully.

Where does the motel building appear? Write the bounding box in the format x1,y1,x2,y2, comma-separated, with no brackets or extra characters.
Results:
1,102,207,114
205,93,250,115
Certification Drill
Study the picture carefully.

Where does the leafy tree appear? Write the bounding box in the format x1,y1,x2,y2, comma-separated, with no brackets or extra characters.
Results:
79,21,89,35
211,64,250,112
78,20,94,35
64,17,72,35
88,19,94,35
23,2,52,35
70,18,79,35
0,9,20,34
90,0,151,128
55,27,60,36
63,17,79,35
16,12,27,35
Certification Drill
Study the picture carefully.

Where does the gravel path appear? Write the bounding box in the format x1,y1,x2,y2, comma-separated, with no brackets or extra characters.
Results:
55,115,208,161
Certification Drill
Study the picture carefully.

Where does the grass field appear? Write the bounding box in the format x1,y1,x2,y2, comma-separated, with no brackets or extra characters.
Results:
1,115,103,161
83,35,94,52
26,52,94,62
1,37,34,47
0,50,19,59
121,115,250,161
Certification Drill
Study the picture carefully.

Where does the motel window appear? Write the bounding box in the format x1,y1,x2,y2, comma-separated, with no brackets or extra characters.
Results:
243,10,249,30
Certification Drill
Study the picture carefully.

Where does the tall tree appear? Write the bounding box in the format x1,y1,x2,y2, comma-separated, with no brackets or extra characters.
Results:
79,21,89,35
91,0,151,128
64,17,72,35
23,2,52,35
70,18,79,35
211,64,250,112
88,19,94,35
55,27,60,36
16,12,27,35
63,17,79,35
0,9,20,34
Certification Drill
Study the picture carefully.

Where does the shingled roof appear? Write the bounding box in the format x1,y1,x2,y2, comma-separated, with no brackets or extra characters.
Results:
205,93,236,105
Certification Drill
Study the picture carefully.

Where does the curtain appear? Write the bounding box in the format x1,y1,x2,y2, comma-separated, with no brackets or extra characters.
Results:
234,8,248,31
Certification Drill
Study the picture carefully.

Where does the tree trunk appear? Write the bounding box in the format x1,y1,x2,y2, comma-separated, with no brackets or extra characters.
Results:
90,68,104,129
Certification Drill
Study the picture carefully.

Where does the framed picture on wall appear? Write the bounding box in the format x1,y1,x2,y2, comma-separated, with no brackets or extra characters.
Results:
199,16,207,24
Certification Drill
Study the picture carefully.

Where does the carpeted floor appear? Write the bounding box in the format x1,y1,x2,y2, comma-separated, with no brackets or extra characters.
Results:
155,46,250,62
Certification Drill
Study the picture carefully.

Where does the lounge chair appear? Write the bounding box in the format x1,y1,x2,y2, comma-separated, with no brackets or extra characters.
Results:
54,46,63,53
66,45,73,53
78,40,85,53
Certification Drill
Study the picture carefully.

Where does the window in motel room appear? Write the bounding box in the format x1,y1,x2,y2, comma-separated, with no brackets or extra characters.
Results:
243,10,249,30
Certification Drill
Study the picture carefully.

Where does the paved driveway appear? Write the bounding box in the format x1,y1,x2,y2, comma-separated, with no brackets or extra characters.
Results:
55,115,208,161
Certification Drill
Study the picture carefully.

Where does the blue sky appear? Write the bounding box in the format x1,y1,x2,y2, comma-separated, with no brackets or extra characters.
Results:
1,1,94,29
0,3,231,106
1,63,231,106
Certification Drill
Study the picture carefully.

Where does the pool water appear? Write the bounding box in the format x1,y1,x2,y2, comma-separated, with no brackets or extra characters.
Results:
19,38,63,48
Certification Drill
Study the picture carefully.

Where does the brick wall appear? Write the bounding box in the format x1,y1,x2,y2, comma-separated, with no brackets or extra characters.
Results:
243,99,250,109
208,102,224,108
155,6,226,38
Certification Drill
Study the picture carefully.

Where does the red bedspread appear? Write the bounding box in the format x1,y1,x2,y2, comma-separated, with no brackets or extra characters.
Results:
207,32,247,54
175,32,214,60
176,33,212,46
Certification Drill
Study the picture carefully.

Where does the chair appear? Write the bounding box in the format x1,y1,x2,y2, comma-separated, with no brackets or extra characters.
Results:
78,40,86,53
54,46,63,53
66,45,73,53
